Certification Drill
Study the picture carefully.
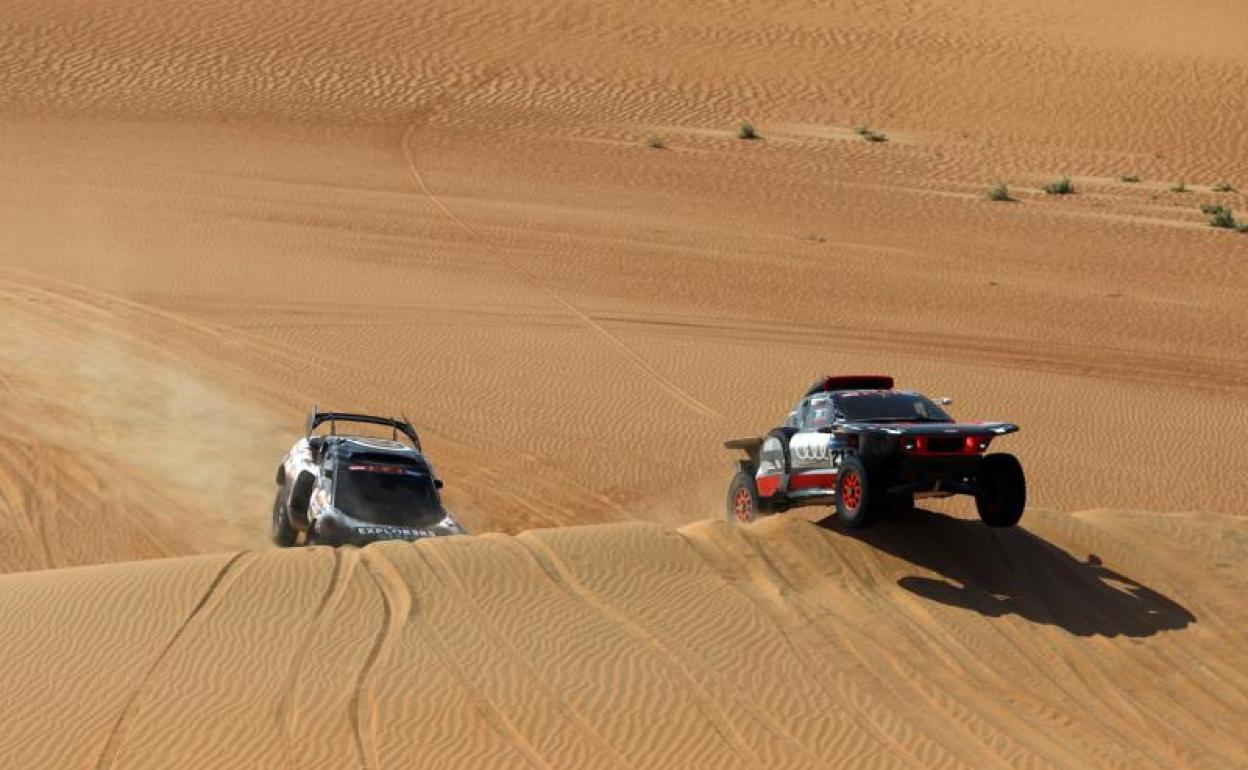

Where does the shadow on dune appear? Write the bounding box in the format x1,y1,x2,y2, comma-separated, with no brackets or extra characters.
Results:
815,508,1195,638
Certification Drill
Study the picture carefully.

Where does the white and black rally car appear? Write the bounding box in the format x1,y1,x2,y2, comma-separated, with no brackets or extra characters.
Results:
725,375,1026,528
271,408,465,546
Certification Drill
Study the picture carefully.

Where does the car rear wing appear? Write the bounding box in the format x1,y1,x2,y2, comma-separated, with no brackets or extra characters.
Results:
724,436,764,468
306,406,422,451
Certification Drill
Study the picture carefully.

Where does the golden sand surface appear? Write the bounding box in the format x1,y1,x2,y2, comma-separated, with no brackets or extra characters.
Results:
0,1,1245,767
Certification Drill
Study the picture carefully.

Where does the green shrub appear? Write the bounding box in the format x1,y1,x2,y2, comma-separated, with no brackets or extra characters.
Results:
852,125,887,142
986,182,1013,201
738,122,758,140
1044,176,1076,195
1203,205,1236,229
1120,174,1141,183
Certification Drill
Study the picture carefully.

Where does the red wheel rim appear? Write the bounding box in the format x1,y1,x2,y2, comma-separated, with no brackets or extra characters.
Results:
841,471,862,511
733,487,753,523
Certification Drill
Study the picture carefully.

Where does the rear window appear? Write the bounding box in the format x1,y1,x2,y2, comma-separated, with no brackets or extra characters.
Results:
334,465,444,527
834,392,951,422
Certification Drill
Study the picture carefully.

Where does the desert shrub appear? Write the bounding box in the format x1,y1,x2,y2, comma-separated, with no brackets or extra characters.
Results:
1044,177,1075,195
646,135,665,149
1120,174,1141,183
853,125,871,136
1212,182,1236,193
1203,205,1236,229
1171,180,1189,193
986,182,1013,201
738,122,758,140
862,131,888,143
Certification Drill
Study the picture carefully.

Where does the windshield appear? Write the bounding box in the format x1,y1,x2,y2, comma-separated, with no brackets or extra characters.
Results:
334,465,444,527
834,392,952,423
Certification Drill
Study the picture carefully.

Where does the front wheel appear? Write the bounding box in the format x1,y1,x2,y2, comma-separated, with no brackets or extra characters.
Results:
975,453,1026,527
835,455,882,528
271,487,298,547
726,472,765,525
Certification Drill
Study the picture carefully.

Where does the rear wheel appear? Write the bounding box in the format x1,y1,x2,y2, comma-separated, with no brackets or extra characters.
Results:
271,487,298,547
726,472,765,525
975,453,1026,527
835,455,883,528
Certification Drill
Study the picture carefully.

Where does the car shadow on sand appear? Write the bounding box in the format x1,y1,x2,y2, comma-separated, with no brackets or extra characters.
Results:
815,508,1195,638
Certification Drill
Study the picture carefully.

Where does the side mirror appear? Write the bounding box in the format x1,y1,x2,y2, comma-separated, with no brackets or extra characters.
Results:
935,396,954,406
434,479,445,489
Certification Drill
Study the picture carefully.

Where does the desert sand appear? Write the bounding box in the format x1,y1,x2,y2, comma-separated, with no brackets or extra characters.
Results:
0,0,1246,767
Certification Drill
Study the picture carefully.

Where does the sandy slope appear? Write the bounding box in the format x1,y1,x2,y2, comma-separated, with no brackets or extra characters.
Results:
1,509,1243,770
2,0,1247,554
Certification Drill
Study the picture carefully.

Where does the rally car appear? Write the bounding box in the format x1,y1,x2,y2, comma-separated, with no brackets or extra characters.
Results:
724,375,1026,528
270,408,465,547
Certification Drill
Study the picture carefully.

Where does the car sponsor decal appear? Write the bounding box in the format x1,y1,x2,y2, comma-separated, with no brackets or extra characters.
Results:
353,526,438,539
790,433,834,466
348,465,423,476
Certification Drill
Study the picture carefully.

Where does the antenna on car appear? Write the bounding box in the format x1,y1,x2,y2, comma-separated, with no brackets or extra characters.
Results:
391,417,397,441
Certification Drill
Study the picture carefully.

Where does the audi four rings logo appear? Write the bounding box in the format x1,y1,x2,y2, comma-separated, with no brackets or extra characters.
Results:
792,443,830,462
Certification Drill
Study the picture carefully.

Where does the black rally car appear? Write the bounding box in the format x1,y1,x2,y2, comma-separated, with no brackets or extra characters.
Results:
725,375,1026,528
271,409,465,547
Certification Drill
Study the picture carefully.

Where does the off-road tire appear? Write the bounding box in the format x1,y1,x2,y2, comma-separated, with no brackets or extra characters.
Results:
835,455,883,528
975,453,1026,527
727,472,766,525
271,487,298,547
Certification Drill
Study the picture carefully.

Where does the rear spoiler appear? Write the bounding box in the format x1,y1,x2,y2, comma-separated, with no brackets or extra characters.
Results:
724,436,764,466
306,406,422,451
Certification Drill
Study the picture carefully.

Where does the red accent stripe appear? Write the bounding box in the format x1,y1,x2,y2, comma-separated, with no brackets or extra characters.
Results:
788,470,838,490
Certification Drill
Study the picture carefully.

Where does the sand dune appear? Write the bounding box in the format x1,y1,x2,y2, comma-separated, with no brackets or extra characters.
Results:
2,0,1247,542
1,509,1243,769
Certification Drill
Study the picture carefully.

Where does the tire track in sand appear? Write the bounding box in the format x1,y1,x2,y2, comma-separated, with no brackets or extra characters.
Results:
414,542,639,770
276,547,356,770
399,121,720,420
402,543,558,770
516,533,769,770
95,551,256,770
353,549,411,770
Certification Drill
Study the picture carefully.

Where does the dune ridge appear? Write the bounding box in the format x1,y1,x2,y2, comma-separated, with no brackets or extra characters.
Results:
0,508,1242,770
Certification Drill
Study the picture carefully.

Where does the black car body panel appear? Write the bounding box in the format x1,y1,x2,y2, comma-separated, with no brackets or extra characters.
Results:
272,408,465,547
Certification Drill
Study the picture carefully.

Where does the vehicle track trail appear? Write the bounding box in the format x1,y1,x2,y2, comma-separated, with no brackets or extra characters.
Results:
94,551,256,770
516,532,766,769
415,541,640,770
276,547,353,770
399,121,721,420
354,549,411,770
